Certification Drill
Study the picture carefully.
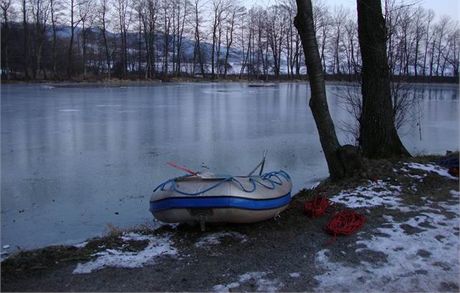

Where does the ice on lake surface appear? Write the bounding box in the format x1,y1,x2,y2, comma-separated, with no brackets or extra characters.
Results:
1,82,458,250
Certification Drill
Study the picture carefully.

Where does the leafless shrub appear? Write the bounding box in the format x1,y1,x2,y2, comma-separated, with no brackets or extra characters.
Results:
335,81,422,144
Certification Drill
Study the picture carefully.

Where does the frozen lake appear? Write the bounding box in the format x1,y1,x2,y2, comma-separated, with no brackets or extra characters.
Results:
1,82,458,251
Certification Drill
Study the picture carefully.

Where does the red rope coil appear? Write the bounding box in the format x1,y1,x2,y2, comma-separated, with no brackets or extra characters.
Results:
304,196,330,218
325,210,366,237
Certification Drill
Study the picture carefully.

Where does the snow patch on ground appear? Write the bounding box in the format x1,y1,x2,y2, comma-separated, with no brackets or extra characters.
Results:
195,232,248,248
72,233,177,274
213,272,283,292
450,190,460,196
212,282,240,292
404,162,457,180
1,245,11,261
314,195,460,291
72,241,88,248
120,232,152,242
406,173,426,180
289,272,301,278
330,180,403,209
310,181,321,189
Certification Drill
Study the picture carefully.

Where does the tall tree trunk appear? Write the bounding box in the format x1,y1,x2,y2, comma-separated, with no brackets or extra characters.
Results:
357,0,410,158
224,12,235,78
163,14,169,75
294,0,347,180
51,0,57,79
193,0,205,77
240,29,251,78
211,15,218,79
123,29,128,78
216,25,222,78
22,0,30,79
82,22,87,79
1,3,10,80
138,16,142,78
102,11,111,79
295,36,301,77
67,0,75,79
176,2,187,76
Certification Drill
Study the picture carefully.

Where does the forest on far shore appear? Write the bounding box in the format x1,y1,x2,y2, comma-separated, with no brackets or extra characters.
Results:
1,0,459,82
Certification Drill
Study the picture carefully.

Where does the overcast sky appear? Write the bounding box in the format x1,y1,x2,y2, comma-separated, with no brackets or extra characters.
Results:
243,0,459,21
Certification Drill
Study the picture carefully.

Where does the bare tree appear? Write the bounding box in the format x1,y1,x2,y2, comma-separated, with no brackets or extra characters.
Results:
336,82,421,144
445,25,460,77
30,0,50,79
422,9,434,76
192,0,206,77
295,0,351,180
79,0,94,79
434,16,450,76
266,5,286,78
67,0,83,78
330,6,347,75
49,0,63,78
2,0,459,80
137,0,158,78
281,0,298,79
114,0,131,78
173,0,190,76
210,0,228,79
238,7,253,78
160,0,171,75
22,0,31,79
97,0,112,79
412,7,426,77
313,1,331,73
223,3,243,77
344,17,359,76
357,0,410,158
1,0,12,79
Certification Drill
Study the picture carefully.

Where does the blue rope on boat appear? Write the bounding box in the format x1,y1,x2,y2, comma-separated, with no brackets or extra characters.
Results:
153,170,291,196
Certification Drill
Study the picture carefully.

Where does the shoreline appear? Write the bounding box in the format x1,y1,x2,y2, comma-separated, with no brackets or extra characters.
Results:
0,155,455,257
2,76,459,87
2,155,459,292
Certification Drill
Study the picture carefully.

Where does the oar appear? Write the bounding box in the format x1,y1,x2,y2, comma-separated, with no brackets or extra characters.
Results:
167,162,199,176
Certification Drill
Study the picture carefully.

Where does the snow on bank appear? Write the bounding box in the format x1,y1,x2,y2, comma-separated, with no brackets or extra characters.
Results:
315,191,460,292
450,190,460,196
330,180,403,209
73,233,177,274
72,241,88,249
289,272,301,278
404,162,457,180
213,272,283,292
1,245,11,261
195,232,248,248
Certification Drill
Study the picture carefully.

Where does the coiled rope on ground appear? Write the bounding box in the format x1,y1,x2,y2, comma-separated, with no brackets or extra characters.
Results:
304,195,366,242
325,210,366,237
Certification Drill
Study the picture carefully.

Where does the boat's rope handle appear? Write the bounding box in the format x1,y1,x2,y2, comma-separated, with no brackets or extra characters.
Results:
153,170,291,196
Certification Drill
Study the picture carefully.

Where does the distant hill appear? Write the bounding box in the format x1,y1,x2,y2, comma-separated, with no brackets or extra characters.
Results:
41,23,243,64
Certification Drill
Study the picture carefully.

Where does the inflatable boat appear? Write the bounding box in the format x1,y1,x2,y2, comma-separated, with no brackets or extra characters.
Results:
150,159,292,227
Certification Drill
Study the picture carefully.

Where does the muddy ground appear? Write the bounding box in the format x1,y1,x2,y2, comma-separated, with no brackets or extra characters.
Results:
1,157,459,292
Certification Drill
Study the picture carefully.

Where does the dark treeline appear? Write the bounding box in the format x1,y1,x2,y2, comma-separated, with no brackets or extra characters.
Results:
1,0,459,81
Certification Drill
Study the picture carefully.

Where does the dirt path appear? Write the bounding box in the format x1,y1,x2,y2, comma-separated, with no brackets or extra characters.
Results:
2,158,459,292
